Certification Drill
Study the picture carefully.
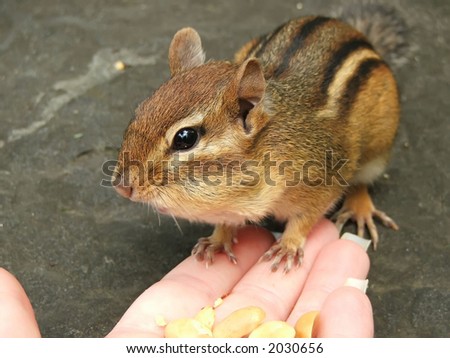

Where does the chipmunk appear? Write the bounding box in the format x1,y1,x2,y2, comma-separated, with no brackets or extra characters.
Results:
113,3,407,272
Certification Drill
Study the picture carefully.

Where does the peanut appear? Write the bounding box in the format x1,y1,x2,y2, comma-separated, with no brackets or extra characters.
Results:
165,318,212,338
154,314,167,327
213,297,224,308
249,320,296,338
294,311,320,338
114,60,126,71
194,306,215,330
213,306,266,338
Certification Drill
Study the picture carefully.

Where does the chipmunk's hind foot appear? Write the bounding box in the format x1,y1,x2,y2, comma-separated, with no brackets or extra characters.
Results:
332,184,399,249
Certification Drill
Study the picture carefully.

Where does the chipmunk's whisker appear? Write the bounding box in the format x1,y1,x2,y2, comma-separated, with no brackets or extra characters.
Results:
171,214,183,235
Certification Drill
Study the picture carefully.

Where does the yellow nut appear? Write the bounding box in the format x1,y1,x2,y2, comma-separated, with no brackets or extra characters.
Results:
114,60,126,71
249,320,296,338
194,306,215,330
213,306,266,338
213,297,224,308
294,311,320,338
154,314,167,327
165,318,212,338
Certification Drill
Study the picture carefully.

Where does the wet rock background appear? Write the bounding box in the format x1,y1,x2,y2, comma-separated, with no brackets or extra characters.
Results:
0,0,448,337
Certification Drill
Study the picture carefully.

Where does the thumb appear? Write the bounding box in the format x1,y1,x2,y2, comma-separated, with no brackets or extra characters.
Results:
0,268,41,338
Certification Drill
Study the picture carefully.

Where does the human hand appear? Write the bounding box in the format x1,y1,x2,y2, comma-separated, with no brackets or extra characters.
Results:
0,219,373,338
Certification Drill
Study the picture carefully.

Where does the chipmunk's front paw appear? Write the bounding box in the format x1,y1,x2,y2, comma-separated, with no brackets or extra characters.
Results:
191,237,237,265
260,242,304,273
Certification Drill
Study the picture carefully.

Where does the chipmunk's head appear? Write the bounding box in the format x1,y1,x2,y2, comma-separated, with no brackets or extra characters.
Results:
114,27,274,225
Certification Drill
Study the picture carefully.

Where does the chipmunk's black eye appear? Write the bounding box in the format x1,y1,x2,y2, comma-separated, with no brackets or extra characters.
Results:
172,127,199,151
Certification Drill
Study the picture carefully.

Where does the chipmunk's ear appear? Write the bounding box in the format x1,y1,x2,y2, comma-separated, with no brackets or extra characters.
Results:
236,58,266,104
232,58,266,133
169,27,205,76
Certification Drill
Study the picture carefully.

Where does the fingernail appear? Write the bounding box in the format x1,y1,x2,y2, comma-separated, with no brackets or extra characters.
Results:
340,232,371,251
271,231,282,240
344,278,369,293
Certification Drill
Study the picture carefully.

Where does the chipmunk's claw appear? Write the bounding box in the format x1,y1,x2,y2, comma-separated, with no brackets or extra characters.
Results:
191,237,237,265
333,207,398,250
332,184,399,250
260,243,304,273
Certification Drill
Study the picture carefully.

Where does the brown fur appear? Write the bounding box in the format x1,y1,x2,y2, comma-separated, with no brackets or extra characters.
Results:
115,11,402,272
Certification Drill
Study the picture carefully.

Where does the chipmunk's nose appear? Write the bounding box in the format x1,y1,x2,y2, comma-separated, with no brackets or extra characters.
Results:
113,173,133,199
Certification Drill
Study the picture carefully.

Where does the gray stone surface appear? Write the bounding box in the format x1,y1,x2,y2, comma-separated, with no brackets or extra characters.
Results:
0,0,448,337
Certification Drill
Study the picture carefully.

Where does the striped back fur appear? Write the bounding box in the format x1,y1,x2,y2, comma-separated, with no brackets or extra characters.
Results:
238,15,387,118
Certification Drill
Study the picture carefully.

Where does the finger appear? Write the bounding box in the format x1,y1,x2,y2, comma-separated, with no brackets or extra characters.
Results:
0,268,41,337
286,234,370,326
214,219,339,323
107,226,274,337
313,286,374,337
